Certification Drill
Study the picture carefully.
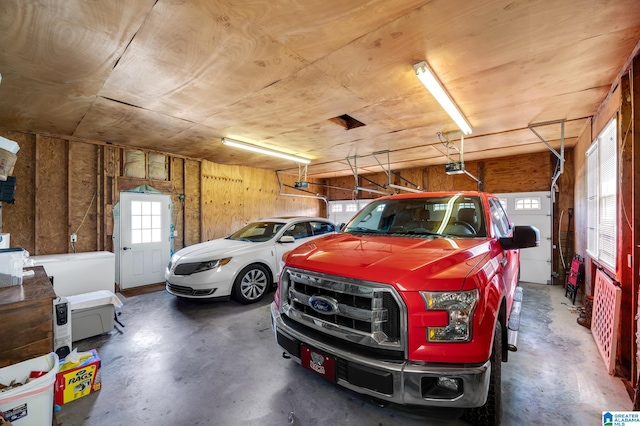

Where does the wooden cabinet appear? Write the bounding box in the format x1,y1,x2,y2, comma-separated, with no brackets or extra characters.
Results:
0,266,55,367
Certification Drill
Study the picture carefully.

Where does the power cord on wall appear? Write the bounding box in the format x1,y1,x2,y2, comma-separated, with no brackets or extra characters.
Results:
70,192,96,253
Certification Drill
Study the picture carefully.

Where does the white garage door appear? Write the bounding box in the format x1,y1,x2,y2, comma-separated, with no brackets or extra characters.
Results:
328,199,373,227
495,192,552,285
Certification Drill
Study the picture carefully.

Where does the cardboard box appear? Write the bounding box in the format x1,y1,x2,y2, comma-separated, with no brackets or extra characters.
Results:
0,148,17,181
54,349,101,405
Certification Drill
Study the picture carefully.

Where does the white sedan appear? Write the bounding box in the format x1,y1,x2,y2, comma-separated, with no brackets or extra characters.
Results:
165,217,336,304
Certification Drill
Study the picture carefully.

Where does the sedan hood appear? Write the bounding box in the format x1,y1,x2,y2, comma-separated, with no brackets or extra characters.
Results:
285,233,493,292
172,238,262,263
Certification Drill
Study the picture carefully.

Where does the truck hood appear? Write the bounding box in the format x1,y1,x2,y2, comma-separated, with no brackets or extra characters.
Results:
285,233,492,292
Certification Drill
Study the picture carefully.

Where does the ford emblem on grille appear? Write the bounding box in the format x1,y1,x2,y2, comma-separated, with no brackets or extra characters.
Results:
308,295,338,315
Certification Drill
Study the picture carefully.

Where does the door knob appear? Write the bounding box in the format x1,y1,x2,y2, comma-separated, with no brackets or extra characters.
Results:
123,247,131,250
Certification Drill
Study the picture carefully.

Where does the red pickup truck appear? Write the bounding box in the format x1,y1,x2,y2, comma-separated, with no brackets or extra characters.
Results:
271,191,539,425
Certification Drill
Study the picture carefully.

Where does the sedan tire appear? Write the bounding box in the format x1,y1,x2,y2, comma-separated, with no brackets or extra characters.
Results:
232,264,271,304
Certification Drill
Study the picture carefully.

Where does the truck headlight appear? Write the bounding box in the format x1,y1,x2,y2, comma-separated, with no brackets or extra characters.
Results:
420,289,478,342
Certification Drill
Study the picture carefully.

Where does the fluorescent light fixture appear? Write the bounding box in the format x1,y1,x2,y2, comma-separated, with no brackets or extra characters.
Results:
413,61,472,135
387,184,423,193
356,186,389,196
222,138,310,164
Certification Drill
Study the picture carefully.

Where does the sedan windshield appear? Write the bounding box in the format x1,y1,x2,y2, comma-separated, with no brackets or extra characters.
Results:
227,221,284,242
344,195,486,238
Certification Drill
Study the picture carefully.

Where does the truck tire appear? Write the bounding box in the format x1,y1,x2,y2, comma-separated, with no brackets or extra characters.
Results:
463,321,502,426
232,264,271,304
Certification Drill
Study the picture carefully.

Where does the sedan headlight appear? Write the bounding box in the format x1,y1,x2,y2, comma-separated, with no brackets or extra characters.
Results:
173,258,232,275
193,257,232,273
420,289,478,342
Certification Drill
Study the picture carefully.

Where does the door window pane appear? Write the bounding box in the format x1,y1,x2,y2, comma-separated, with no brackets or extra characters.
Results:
132,229,142,244
131,201,142,215
131,200,162,244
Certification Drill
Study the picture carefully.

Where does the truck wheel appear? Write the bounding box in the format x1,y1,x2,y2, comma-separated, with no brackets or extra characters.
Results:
463,321,502,426
232,264,271,304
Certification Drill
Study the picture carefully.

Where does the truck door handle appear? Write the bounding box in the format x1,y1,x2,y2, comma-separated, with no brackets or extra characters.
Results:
123,247,131,251
500,257,507,267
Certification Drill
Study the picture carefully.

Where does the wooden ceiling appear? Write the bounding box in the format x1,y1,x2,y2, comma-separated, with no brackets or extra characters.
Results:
1,0,639,178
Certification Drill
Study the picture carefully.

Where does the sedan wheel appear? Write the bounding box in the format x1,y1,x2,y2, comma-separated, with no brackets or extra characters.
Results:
233,264,271,304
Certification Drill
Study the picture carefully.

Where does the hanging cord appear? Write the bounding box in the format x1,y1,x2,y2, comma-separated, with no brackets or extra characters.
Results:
619,114,633,231
70,192,97,253
558,210,566,270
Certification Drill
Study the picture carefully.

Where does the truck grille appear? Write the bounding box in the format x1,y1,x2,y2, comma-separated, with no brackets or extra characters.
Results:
281,268,405,351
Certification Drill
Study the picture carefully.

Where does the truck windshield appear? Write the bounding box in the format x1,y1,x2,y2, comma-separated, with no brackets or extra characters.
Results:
343,195,486,238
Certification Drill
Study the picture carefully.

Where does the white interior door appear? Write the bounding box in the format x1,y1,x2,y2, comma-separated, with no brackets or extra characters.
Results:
495,192,552,284
119,192,172,289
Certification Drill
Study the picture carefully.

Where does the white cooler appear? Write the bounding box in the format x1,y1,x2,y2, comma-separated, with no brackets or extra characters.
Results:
31,251,115,297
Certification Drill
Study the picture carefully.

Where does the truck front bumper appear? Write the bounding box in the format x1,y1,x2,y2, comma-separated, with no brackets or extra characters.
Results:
271,302,491,408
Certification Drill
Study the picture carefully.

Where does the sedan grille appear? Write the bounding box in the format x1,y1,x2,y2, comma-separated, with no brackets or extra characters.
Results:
281,268,405,352
173,263,200,276
167,283,215,297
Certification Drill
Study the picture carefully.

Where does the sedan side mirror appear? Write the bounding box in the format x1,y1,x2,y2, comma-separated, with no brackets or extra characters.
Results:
279,235,295,243
499,226,540,250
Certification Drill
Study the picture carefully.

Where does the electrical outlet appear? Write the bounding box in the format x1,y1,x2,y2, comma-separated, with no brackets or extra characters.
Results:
70,233,77,243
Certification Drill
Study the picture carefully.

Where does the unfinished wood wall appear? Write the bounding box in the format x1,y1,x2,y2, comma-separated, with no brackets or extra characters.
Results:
0,131,323,256
200,162,324,241
554,148,576,285
572,119,593,276
325,151,557,197
570,53,640,388
184,159,201,248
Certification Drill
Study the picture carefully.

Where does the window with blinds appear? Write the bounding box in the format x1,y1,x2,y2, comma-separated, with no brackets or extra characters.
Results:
586,117,617,270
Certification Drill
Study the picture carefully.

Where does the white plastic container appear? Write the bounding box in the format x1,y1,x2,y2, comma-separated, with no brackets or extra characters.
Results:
0,248,24,288
0,233,9,249
0,136,20,154
0,137,18,182
0,352,59,426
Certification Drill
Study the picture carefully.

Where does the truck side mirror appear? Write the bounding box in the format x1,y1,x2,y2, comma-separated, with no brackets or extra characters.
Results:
499,226,540,250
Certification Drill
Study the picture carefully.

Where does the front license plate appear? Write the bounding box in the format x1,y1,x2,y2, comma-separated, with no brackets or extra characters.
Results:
301,345,336,382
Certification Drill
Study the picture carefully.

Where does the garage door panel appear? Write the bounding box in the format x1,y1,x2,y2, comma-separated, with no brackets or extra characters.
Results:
496,191,551,285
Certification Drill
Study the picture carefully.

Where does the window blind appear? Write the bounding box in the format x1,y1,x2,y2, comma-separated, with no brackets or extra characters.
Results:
586,117,617,270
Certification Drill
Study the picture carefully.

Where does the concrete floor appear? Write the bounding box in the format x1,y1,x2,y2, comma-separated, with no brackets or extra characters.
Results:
55,282,632,425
